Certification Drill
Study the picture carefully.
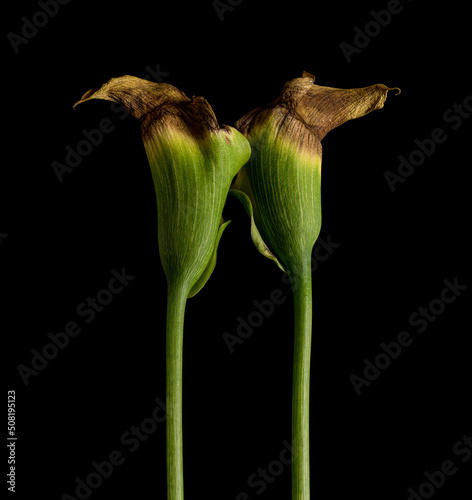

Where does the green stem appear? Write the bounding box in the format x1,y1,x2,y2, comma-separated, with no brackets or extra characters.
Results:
166,282,188,500
291,258,313,500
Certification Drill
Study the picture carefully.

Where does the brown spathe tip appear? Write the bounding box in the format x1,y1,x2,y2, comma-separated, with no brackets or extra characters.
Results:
236,74,400,144
73,75,222,141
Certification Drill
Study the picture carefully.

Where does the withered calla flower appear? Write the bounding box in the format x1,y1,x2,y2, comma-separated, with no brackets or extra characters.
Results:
233,71,399,274
74,75,251,500
231,71,399,500
75,76,250,296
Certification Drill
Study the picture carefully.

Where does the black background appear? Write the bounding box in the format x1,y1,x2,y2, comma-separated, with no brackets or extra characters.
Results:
4,1,471,499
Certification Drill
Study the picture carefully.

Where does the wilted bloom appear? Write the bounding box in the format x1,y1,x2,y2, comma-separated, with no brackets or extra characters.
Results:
232,71,400,275
75,75,250,296
231,71,399,500
74,75,251,500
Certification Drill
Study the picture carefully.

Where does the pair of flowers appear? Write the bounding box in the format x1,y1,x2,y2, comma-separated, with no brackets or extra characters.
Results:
75,72,398,500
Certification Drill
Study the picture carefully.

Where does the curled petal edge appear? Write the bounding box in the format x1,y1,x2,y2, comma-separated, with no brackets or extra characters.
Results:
187,218,231,298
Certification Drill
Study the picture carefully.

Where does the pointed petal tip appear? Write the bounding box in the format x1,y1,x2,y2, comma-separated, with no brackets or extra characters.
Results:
377,85,401,109
379,84,401,95
376,84,401,92
73,88,100,110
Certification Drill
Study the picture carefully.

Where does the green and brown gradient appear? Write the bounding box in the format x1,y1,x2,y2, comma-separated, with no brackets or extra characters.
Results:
74,75,251,500
232,72,399,500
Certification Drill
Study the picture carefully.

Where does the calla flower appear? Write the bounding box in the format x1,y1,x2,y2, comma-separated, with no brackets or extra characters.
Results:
231,71,399,500
232,71,399,274
74,75,250,297
74,75,251,500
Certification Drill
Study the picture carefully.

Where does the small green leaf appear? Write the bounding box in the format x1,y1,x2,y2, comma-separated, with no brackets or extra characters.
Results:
229,189,285,272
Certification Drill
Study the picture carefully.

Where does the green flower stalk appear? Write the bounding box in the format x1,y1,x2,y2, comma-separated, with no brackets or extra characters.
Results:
231,71,399,500
74,76,251,500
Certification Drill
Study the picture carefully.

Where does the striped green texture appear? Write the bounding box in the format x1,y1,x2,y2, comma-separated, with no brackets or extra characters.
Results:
242,120,322,275
144,127,250,297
